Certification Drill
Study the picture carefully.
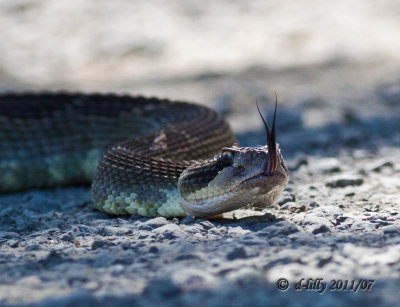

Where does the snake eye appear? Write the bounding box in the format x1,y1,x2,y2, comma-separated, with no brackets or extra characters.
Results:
221,150,234,166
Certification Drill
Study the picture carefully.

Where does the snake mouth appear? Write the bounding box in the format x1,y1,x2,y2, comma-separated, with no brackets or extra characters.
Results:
241,171,270,186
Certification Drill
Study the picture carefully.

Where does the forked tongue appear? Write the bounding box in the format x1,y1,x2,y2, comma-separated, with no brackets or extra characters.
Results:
256,96,278,175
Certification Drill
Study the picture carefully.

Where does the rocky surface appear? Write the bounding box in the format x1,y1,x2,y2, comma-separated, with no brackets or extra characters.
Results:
1,0,400,306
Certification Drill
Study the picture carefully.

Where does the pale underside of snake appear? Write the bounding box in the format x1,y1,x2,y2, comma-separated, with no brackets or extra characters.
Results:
0,93,289,218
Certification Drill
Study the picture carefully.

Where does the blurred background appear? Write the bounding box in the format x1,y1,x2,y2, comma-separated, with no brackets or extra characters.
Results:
2,2,400,305
1,0,400,155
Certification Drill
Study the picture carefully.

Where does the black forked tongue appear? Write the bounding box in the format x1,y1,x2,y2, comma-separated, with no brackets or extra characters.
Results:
256,95,278,175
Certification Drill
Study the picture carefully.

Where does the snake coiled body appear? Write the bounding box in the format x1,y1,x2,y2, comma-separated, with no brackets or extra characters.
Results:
0,93,288,217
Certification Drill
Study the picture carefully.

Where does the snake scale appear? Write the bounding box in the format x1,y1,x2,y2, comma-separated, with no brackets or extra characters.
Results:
0,93,289,218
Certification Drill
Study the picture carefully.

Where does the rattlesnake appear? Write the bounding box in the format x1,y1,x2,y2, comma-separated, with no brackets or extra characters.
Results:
0,93,289,217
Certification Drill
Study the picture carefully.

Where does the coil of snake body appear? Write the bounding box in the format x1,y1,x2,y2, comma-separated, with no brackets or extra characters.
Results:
0,93,289,218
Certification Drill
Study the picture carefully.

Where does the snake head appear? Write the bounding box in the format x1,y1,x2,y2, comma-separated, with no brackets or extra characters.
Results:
178,98,289,217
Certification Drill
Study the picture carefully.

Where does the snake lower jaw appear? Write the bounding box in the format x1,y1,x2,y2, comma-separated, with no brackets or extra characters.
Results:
180,182,288,218
180,191,232,217
180,169,289,217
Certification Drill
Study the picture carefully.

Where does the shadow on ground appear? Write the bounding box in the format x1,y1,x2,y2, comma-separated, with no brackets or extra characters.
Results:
237,109,400,160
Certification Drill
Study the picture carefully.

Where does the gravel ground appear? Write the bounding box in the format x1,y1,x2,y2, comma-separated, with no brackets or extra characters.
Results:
1,1,400,306
0,86,399,306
